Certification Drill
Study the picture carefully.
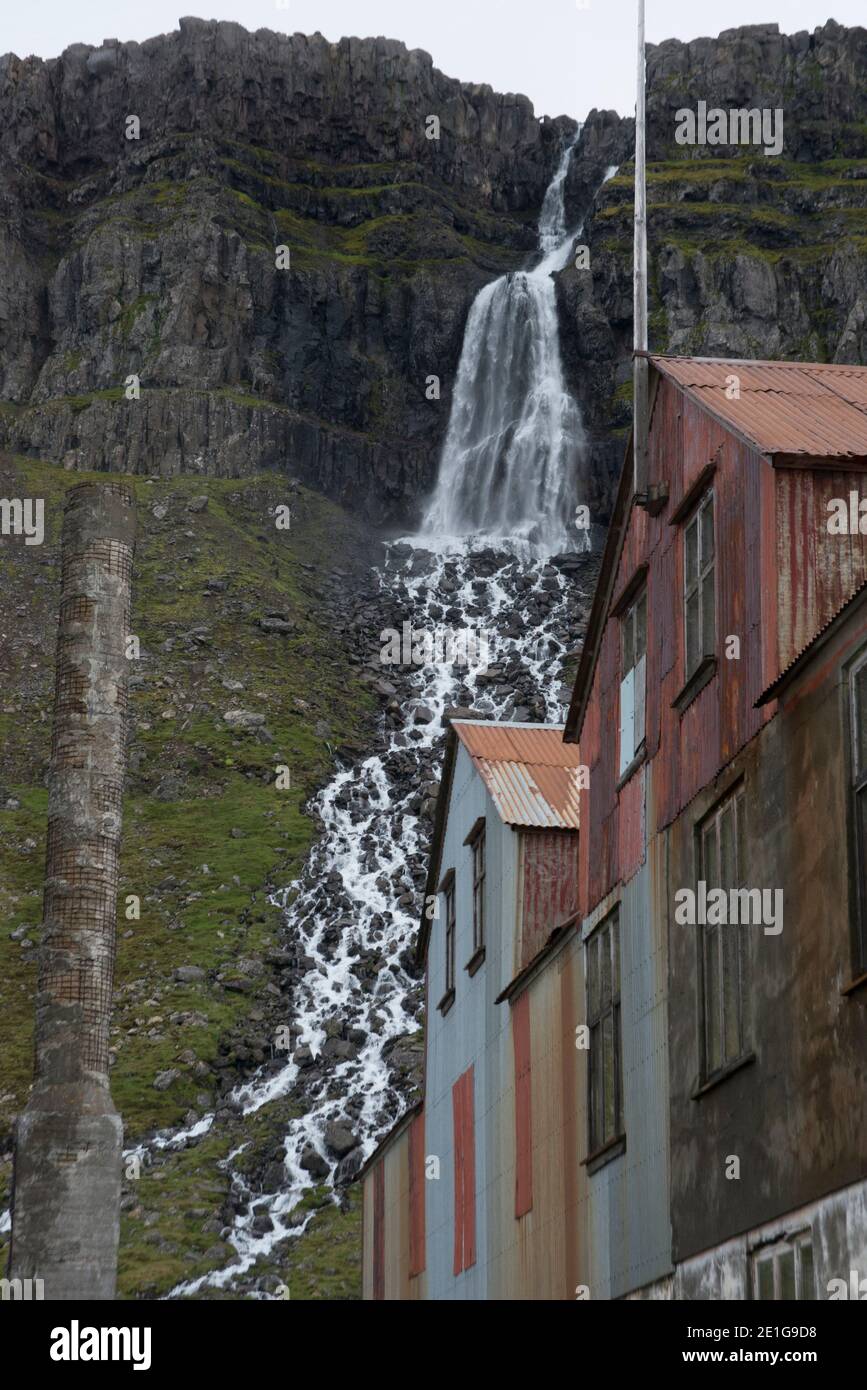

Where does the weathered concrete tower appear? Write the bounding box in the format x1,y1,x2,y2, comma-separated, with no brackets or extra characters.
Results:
10,481,135,1300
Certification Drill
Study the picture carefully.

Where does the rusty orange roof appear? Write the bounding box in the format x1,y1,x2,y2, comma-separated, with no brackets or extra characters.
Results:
451,720,582,830
651,356,867,462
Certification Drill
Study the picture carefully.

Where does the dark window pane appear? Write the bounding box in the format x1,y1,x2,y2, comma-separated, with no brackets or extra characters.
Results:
855,661,867,780
858,788,867,966
720,803,736,890
601,926,612,1009
622,611,634,674
636,592,647,660
686,589,700,677
590,1024,602,1148
705,925,722,1073
756,1257,775,1301
799,1241,815,1300
614,1001,622,1133
701,567,716,657
703,820,719,888
603,1012,615,1143
701,495,715,568
723,920,741,1062
736,793,746,888
778,1249,796,1301
685,518,698,591
588,936,600,1019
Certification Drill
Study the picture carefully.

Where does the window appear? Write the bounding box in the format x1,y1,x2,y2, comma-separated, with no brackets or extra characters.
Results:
438,871,456,1013
684,491,715,680
586,911,623,1155
850,652,867,972
444,874,456,995
700,786,748,1079
619,588,647,777
752,1232,815,1300
471,825,486,953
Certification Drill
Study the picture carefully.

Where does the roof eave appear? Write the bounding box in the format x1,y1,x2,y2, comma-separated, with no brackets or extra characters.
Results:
755,580,867,708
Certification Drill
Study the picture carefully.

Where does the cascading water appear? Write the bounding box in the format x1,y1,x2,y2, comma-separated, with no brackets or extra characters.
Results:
421,134,596,556
93,137,610,1300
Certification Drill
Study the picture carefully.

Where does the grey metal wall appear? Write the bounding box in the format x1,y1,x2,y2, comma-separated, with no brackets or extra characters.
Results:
582,764,673,1299
424,741,519,1299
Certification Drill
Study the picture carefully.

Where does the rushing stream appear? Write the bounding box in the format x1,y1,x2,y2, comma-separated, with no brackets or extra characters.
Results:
127,135,610,1298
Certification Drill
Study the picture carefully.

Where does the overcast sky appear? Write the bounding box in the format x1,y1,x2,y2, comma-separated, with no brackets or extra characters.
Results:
4,2,865,120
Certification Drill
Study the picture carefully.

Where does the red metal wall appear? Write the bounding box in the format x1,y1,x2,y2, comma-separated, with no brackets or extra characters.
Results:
408,1110,425,1278
776,466,867,667
513,991,533,1218
579,380,774,919
452,1065,476,1275
521,829,579,967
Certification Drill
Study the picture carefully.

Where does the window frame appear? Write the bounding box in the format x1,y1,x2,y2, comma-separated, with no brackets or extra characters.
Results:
848,650,867,975
683,489,716,682
619,586,647,779
437,870,456,1014
697,784,750,1084
751,1231,815,1301
585,909,624,1161
471,824,486,954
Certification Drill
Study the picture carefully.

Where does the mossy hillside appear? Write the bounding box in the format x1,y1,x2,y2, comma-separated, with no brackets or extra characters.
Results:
0,453,378,1297
580,154,867,382
594,156,867,263
114,1089,364,1301
0,453,376,1148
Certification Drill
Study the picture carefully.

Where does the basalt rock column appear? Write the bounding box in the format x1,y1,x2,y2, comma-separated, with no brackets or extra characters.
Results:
9,482,135,1300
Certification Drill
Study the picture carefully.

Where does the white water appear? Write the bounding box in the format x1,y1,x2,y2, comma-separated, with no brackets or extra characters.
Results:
420,136,599,556
0,137,604,1299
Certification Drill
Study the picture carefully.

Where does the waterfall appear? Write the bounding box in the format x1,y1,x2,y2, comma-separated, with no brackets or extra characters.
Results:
75,142,618,1306
421,134,593,557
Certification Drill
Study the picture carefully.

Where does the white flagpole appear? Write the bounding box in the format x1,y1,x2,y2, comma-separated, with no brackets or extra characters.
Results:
634,0,649,500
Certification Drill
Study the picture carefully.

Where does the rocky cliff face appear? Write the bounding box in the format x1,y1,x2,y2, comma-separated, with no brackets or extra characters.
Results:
1,18,867,525
0,18,575,519
559,21,867,507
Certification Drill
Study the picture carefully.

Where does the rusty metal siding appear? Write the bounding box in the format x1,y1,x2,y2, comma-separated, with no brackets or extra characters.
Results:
618,765,645,882
408,1110,425,1278
463,1067,476,1269
667,598,867,1268
578,377,774,927
583,843,672,1299
361,1171,374,1300
519,829,579,967
513,991,533,1218
487,932,587,1300
452,1066,476,1273
776,467,867,670
425,740,518,1299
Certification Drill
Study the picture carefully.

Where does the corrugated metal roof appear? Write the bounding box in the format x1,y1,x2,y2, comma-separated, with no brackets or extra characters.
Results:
451,720,582,829
651,356,867,460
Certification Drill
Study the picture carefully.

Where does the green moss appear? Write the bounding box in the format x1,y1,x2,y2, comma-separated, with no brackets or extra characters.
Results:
0,454,375,1142
119,295,155,338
